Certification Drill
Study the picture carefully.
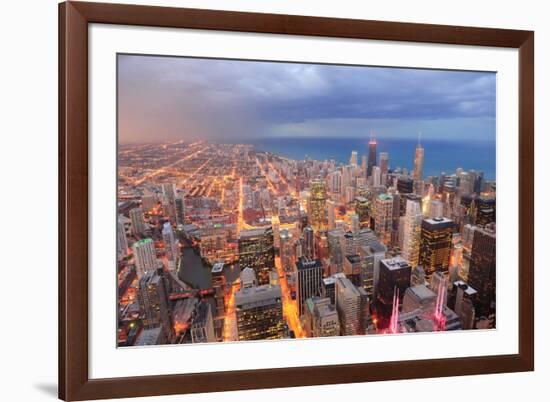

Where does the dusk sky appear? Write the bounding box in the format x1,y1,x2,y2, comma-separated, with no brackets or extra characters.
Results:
118,54,496,144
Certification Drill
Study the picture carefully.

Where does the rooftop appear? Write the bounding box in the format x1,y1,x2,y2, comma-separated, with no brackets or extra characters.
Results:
211,262,224,273
407,285,436,301
296,258,323,271
378,193,393,201
134,327,162,346
381,256,411,271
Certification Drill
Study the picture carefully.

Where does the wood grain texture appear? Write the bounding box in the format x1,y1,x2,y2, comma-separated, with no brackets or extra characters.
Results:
58,1,534,400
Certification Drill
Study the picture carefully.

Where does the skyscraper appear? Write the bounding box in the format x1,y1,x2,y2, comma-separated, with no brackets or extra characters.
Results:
367,133,377,177
349,150,358,167
327,199,336,230
413,133,424,191
162,221,179,272
137,269,174,342
117,215,128,261
372,166,382,187
132,238,158,278
302,226,315,260
379,152,389,175
235,269,285,341
161,183,176,203
402,199,423,267
328,170,342,196
335,274,369,336
308,179,328,231
211,262,226,318
327,229,345,274
467,224,496,320
190,301,216,343
296,257,323,317
354,196,370,229
374,194,393,245
304,297,340,337
397,177,414,194
279,229,295,272
452,280,478,330
419,217,454,281
313,303,340,337
174,196,185,227
350,213,360,233
129,207,146,236
238,227,276,285
376,257,412,325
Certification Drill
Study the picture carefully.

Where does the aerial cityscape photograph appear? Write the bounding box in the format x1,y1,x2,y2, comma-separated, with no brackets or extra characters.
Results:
117,54,497,347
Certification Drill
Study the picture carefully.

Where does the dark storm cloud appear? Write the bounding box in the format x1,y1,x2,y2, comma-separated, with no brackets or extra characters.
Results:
118,55,496,143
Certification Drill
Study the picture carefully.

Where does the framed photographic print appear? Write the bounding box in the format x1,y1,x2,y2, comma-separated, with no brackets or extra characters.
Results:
59,1,534,401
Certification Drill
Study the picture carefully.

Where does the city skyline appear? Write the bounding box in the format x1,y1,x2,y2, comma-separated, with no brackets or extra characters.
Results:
117,55,497,348
118,54,496,144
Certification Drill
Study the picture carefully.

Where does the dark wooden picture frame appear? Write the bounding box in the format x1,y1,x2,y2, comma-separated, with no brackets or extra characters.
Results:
59,1,534,400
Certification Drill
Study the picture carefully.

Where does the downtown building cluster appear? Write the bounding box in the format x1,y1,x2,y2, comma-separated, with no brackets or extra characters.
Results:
116,136,496,347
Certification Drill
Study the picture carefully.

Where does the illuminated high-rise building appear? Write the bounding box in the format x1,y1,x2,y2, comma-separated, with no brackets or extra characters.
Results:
327,199,336,230
190,301,216,343
304,296,339,337
402,199,423,267
419,217,454,281
452,280,478,330
335,274,369,336
413,134,424,183
358,241,386,298
350,213,360,233
376,257,411,325
379,152,389,175
354,196,371,228
161,183,177,222
129,207,146,236
132,238,158,278
137,269,174,342
162,221,178,272
372,166,381,187
235,270,285,341
467,224,496,320
279,229,295,272
174,196,185,227
313,302,340,337
374,194,393,245
349,150,358,167
327,229,345,274
361,155,367,175
308,179,327,231
367,132,377,177
296,257,323,317
302,226,315,260
345,186,356,204
117,215,128,261
161,183,176,203
474,196,496,227
238,227,275,285
428,200,444,219
211,263,226,318
328,170,342,196
397,177,414,194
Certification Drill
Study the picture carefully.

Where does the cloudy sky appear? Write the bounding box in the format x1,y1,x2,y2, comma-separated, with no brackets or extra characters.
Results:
118,54,496,144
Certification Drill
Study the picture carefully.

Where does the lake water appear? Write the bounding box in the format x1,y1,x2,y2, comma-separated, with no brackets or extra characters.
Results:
242,137,496,180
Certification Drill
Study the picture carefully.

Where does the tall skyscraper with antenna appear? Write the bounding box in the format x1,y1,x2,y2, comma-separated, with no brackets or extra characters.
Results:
367,130,377,177
413,132,425,185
